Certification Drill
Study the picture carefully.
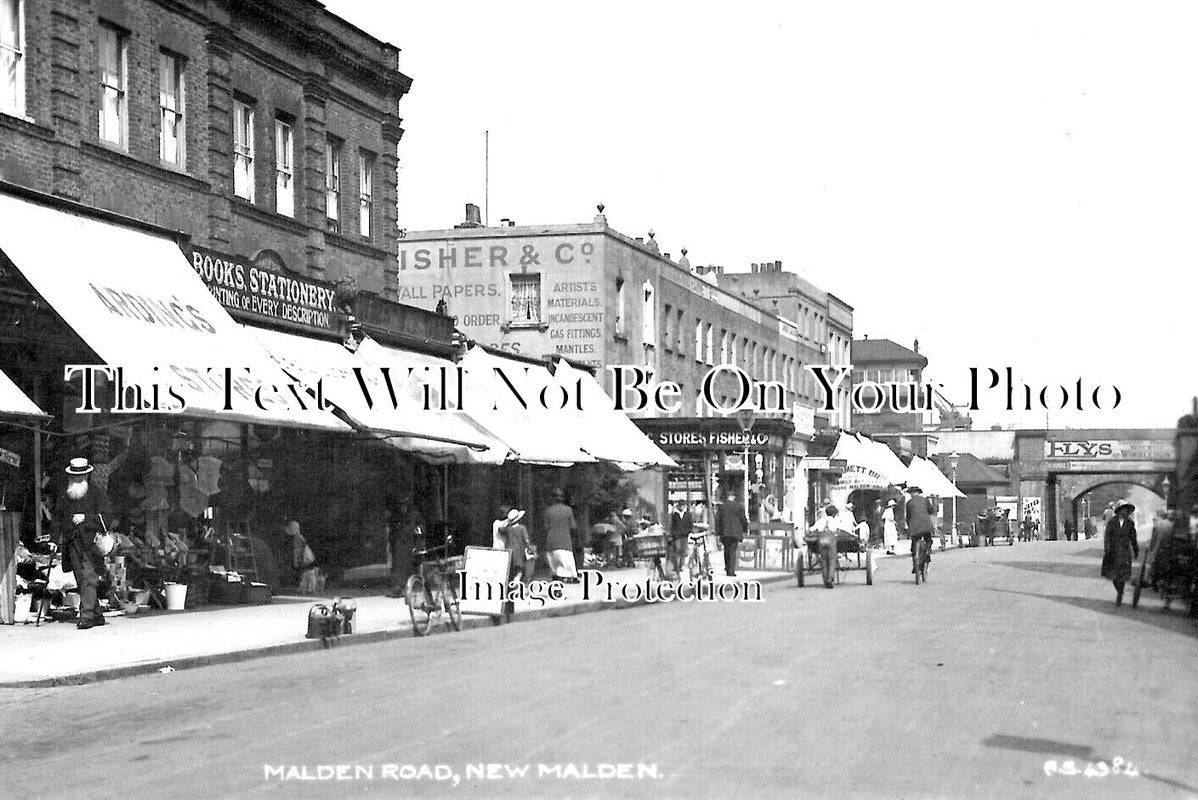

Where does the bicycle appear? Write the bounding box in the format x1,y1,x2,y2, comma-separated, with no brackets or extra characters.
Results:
686,530,713,583
405,536,462,636
912,534,931,585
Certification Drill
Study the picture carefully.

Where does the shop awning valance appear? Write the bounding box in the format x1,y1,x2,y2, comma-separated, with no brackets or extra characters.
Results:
0,368,47,420
0,192,349,432
549,359,677,469
457,347,594,466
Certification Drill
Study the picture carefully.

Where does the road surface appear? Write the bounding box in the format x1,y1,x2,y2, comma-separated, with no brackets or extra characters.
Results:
2,539,1195,799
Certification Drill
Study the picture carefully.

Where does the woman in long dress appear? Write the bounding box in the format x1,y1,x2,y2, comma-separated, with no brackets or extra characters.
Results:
882,499,899,554
1101,499,1140,606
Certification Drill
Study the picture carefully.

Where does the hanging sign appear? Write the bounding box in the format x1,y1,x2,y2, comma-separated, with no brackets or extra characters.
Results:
0,447,19,468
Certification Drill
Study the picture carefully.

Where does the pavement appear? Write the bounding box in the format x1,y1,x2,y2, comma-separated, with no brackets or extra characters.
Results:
2,537,1193,800
0,555,802,687
0,534,986,688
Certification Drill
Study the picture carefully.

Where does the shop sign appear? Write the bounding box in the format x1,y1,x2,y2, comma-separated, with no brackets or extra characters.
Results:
652,430,775,450
793,403,815,436
833,464,889,491
0,446,19,468
1021,496,1042,524
187,245,340,334
803,457,831,470
1044,439,1172,461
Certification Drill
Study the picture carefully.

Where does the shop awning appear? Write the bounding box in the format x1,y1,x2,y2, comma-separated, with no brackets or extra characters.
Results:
352,337,509,464
907,455,965,498
0,368,47,420
829,432,908,490
0,192,349,431
458,347,594,466
550,359,677,469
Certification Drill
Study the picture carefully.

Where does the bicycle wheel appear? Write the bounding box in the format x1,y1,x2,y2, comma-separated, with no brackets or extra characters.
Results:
406,574,434,636
442,571,462,631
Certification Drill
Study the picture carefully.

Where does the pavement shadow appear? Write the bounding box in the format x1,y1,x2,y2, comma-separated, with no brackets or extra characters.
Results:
984,587,1198,637
993,560,1102,580
1074,547,1106,560
982,733,1198,795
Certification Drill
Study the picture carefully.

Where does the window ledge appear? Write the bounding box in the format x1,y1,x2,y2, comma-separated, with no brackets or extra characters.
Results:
231,197,309,236
80,141,210,192
327,231,386,260
501,321,549,333
0,111,52,140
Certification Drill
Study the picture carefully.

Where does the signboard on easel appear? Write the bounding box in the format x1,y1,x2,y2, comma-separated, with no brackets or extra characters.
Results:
458,546,512,617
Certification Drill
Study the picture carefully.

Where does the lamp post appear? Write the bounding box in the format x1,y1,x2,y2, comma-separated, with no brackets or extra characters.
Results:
735,408,757,524
949,451,960,546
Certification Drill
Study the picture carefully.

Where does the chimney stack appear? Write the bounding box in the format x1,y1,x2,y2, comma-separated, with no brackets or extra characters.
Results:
463,203,482,227
914,337,920,353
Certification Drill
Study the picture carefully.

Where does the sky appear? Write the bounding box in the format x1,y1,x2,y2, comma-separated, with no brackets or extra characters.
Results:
324,0,1197,431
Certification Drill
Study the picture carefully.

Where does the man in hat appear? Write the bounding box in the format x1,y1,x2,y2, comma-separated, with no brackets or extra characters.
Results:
57,457,113,629
714,488,748,577
542,488,578,582
387,492,425,598
905,486,936,574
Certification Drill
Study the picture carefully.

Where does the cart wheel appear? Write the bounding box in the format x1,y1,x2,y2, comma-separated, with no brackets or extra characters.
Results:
866,549,874,585
1132,557,1147,609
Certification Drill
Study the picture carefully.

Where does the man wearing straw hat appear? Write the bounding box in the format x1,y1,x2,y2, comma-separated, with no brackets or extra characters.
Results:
56,457,112,630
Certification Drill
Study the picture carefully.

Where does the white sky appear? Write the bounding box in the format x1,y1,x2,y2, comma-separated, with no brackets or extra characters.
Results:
325,0,1196,430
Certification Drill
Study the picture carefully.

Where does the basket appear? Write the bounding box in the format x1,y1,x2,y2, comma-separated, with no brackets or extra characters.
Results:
630,533,667,559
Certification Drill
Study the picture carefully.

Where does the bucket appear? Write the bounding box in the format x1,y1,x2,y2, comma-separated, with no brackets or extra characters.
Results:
164,582,188,611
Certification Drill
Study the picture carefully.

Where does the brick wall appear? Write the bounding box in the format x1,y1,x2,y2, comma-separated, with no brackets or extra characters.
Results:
0,0,408,293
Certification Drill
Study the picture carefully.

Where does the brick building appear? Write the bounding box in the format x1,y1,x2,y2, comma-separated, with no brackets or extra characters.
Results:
715,260,854,431
0,0,408,299
396,205,858,533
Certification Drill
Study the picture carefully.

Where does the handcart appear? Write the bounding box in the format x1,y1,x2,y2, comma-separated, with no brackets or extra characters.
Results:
796,531,874,588
1132,530,1198,616
629,530,672,581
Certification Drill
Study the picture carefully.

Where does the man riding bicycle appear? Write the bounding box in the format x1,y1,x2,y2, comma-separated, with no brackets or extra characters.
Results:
905,486,936,575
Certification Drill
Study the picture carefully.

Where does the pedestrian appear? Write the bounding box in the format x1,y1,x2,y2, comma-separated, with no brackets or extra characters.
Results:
882,499,899,554
1064,519,1076,542
1083,515,1096,541
1101,499,1140,606
668,500,693,579
1101,502,1116,530
288,520,322,595
57,457,112,630
387,492,425,598
714,489,748,577
905,486,936,573
808,504,846,588
542,488,579,583
500,508,531,617
1020,512,1035,542
492,504,512,549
